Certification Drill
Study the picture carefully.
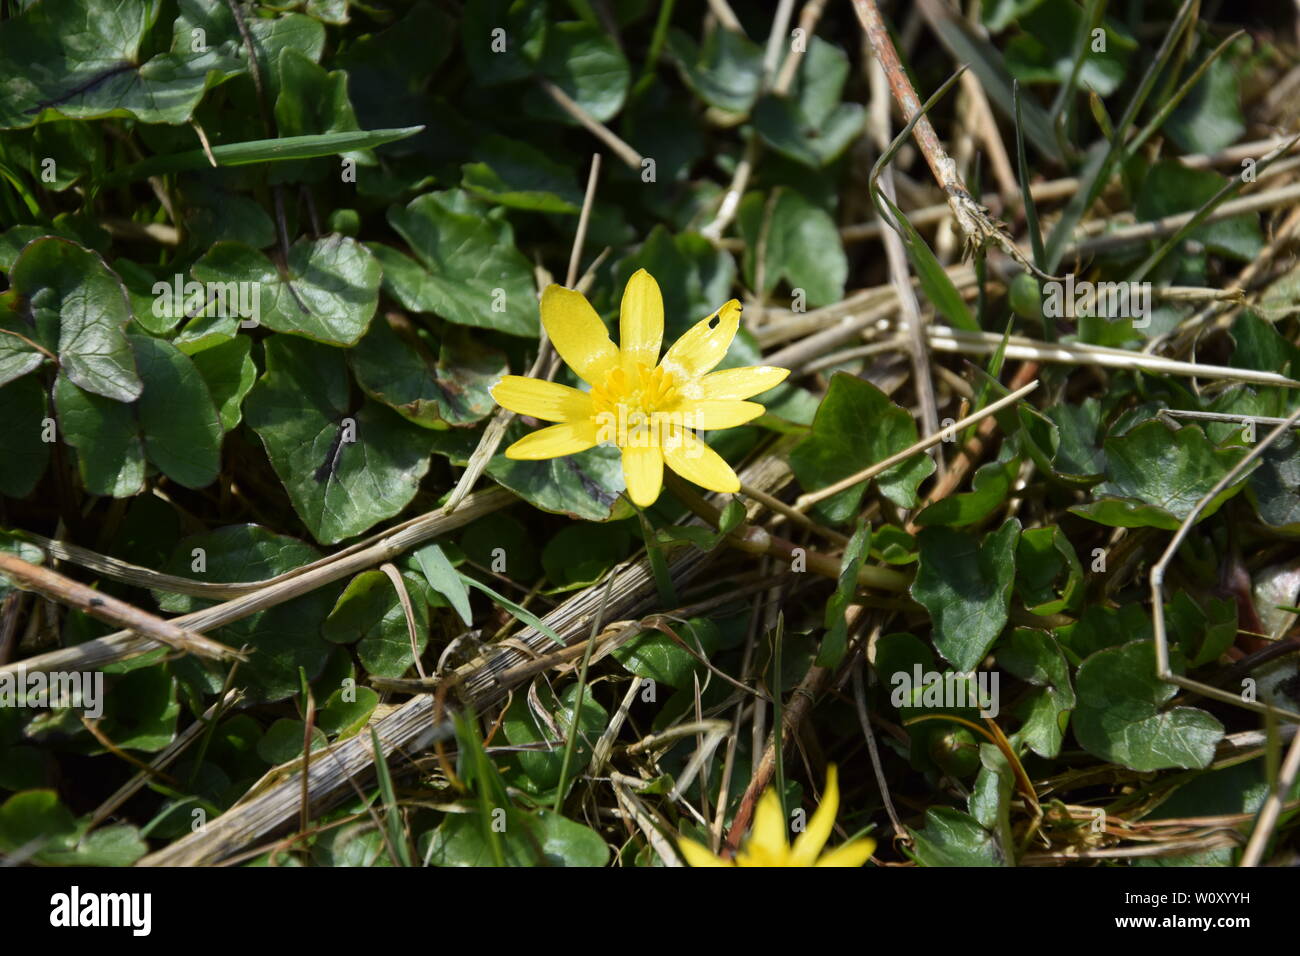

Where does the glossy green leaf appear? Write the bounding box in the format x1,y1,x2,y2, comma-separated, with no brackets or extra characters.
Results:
350,315,505,428
1070,420,1252,530
912,519,1020,670
244,335,436,544
790,373,935,524
157,525,338,703
386,190,538,337
191,235,381,347
1073,641,1224,771
739,189,846,308
1,238,141,401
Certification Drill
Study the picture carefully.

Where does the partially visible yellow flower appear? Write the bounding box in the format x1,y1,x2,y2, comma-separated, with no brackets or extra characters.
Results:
678,764,876,867
489,269,789,507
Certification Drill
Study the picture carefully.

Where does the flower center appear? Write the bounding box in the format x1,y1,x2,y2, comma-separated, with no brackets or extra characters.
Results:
590,362,679,421
589,363,685,448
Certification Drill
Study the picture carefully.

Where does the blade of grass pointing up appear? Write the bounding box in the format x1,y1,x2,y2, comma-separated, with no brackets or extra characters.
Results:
1044,0,1199,271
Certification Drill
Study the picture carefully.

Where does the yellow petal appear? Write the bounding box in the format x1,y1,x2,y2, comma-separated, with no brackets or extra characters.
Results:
621,444,664,508
677,837,733,867
697,365,790,401
662,428,740,494
491,375,593,423
503,421,596,460
659,299,742,381
540,284,619,386
789,764,840,866
813,837,876,867
677,400,765,430
619,269,663,373
747,787,789,859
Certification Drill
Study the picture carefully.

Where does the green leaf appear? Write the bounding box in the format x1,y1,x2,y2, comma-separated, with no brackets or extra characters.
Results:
190,336,257,431
1167,591,1237,669
486,423,633,522
1014,525,1083,616
1163,54,1244,154
413,543,473,627
462,134,583,212
523,22,629,124
529,809,610,866
1135,160,1263,262
1,238,141,401
739,189,846,308
1073,640,1224,771
817,520,870,668
1004,1,1135,97
131,335,222,489
754,95,864,168
349,315,506,428
999,627,1075,758
53,371,146,498
611,618,723,688
912,519,1020,670
541,523,631,592
0,374,50,497
318,686,380,740
157,525,337,703
191,235,382,347
461,0,546,87
1070,420,1253,530
271,47,363,184
0,0,237,128
422,806,608,867
666,26,763,115
386,190,538,337
790,373,935,523
257,718,328,765
908,807,1005,867
0,790,146,866
244,335,436,544
915,449,1019,527
501,682,608,795
323,569,432,678
1247,431,1300,531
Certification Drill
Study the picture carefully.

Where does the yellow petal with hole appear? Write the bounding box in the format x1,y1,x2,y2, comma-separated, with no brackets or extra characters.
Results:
662,428,740,494
676,400,765,430
540,284,619,385
659,299,742,381
789,764,840,865
697,365,790,401
503,421,597,460
748,787,789,859
621,444,664,508
677,837,733,867
813,838,876,868
490,375,593,423
619,268,663,373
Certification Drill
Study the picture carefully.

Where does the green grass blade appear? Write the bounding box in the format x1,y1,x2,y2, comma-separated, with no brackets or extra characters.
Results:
102,126,424,185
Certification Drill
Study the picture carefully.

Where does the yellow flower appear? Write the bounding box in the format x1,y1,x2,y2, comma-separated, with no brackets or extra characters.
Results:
489,269,789,507
677,765,876,867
